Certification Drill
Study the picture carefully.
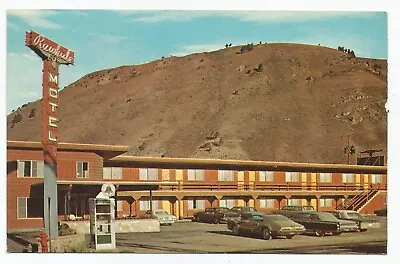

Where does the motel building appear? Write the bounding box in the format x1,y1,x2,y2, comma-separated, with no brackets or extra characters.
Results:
7,140,387,232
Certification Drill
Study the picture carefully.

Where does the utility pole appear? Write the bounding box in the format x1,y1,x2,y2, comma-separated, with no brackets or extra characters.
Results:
344,135,356,165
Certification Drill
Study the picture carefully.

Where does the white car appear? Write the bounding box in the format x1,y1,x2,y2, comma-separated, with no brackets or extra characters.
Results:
145,210,177,225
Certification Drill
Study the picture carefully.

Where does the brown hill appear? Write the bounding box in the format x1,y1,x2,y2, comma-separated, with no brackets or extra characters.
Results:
7,43,387,164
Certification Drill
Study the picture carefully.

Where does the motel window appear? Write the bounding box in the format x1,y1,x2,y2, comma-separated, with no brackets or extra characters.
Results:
219,199,235,208
259,171,274,182
17,197,43,219
188,169,205,181
103,167,122,180
319,173,332,183
139,168,158,181
320,198,333,207
117,200,123,211
17,160,44,178
218,170,234,181
371,174,382,184
342,173,354,183
285,172,299,182
287,199,300,206
139,200,159,211
260,198,275,208
188,199,205,210
76,161,89,178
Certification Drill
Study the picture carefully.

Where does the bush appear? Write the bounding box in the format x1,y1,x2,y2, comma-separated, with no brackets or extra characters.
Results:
225,44,228,48
29,108,36,118
255,63,264,72
240,43,254,54
11,112,22,125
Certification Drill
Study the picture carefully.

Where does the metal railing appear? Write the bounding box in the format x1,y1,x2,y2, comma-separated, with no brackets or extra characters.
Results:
159,182,387,192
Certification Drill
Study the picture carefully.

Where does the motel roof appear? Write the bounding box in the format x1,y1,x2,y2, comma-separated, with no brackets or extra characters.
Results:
105,156,387,174
7,140,129,160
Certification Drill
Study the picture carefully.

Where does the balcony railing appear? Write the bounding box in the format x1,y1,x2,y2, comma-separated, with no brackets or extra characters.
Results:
159,182,387,192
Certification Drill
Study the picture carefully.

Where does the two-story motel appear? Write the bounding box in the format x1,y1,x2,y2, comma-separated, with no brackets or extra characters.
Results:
6,140,387,232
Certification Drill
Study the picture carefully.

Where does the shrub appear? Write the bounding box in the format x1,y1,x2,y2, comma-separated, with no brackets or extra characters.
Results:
240,43,254,54
11,112,22,125
28,108,36,118
229,43,232,47
225,44,228,48
256,63,264,72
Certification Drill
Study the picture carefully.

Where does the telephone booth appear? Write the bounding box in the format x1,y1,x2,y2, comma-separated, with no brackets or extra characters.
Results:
89,197,116,250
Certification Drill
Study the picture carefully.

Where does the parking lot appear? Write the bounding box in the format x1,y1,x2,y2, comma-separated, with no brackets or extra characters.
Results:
6,216,386,254
116,216,387,254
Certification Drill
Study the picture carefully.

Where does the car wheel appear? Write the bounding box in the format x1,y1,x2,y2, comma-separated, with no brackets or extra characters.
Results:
360,229,367,232
286,235,294,239
194,215,200,222
232,225,240,236
315,230,325,237
261,228,271,240
213,217,220,224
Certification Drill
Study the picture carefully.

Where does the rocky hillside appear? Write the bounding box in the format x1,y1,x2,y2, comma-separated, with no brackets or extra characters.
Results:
7,43,387,164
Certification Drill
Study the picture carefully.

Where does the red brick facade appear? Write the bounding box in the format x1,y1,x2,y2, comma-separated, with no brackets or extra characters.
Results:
7,141,387,231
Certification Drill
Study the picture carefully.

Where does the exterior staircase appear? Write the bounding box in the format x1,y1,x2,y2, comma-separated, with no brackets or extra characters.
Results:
336,188,380,212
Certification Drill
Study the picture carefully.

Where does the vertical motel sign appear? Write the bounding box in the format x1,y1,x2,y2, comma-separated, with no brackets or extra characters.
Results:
25,31,74,238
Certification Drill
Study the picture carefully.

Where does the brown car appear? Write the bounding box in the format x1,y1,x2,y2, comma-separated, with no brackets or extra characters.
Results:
227,212,306,240
193,207,237,224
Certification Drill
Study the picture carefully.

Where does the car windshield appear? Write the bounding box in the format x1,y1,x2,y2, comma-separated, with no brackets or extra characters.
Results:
218,208,229,212
347,212,363,219
317,212,338,221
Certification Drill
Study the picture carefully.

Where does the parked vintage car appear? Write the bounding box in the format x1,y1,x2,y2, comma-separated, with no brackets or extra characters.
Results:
144,210,177,225
193,207,238,224
280,205,316,211
327,210,381,232
230,206,257,213
226,206,257,218
280,211,358,236
227,212,306,240
272,205,316,218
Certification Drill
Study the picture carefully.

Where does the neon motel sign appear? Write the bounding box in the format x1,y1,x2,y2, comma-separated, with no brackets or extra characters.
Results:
25,31,74,145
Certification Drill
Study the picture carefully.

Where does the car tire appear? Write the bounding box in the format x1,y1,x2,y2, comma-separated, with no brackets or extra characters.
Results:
213,217,220,224
314,230,325,237
232,225,240,236
194,215,200,222
286,235,294,239
261,228,272,240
